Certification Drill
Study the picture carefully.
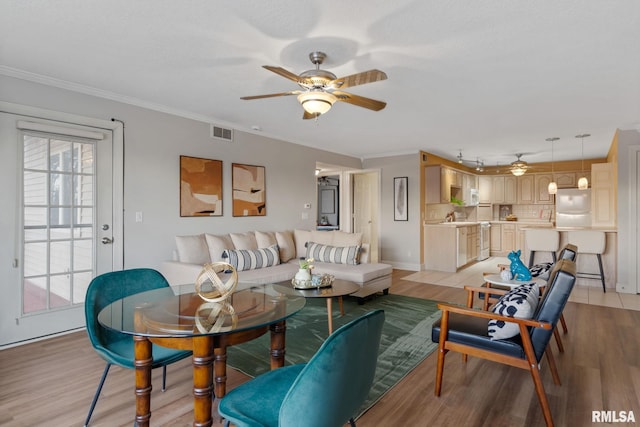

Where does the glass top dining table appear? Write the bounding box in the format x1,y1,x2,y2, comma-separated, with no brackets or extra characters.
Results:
98,283,306,427
98,283,306,338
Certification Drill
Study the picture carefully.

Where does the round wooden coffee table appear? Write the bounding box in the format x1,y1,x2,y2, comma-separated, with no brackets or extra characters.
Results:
294,279,360,334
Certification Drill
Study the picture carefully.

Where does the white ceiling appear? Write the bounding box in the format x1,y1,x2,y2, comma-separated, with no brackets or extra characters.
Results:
1,1,639,166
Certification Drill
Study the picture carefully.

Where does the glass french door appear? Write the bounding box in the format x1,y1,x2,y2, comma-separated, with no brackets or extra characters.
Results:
0,111,118,346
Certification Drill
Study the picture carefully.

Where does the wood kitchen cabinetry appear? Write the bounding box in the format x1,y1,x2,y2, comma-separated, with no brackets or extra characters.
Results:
501,223,516,252
591,162,615,227
492,175,517,204
424,224,480,272
479,176,492,204
466,224,479,262
534,173,554,204
554,172,577,188
490,223,501,252
517,175,535,204
425,165,462,204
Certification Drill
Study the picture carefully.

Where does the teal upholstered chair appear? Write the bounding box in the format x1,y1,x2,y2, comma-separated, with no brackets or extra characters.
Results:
218,309,385,427
84,268,192,426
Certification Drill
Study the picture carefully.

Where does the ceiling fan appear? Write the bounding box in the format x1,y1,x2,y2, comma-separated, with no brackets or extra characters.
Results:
241,51,388,119
509,154,530,176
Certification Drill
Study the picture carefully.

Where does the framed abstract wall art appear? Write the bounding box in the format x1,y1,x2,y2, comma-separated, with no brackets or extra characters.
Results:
180,156,223,217
232,163,266,216
394,176,408,221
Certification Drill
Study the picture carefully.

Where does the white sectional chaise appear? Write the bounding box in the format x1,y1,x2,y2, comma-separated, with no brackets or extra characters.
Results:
159,229,392,301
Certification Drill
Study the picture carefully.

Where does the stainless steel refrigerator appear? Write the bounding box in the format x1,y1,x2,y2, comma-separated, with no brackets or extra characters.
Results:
555,188,591,228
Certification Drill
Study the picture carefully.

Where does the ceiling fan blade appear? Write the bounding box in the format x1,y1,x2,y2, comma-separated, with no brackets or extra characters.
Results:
333,91,387,111
302,111,319,120
330,69,387,89
240,90,301,100
263,66,301,83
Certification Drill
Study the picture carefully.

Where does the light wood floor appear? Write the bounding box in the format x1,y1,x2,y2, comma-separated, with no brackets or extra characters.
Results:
1,269,639,426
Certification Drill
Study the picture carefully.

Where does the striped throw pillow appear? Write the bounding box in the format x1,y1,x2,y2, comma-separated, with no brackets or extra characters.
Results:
306,242,361,265
222,244,280,271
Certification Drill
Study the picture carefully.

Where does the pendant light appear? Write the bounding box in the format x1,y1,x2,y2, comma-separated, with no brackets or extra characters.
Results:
545,137,559,194
575,133,590,190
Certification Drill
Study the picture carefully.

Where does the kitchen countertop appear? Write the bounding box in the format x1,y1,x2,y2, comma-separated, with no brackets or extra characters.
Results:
424,221,617,232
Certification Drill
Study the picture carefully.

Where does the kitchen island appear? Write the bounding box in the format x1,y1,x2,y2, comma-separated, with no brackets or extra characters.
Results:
424,221,618,290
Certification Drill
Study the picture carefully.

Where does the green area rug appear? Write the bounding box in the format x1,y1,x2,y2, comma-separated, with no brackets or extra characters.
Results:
226,294,441,417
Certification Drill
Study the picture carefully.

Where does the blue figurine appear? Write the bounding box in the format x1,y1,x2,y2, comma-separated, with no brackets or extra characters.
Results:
508,250,532,281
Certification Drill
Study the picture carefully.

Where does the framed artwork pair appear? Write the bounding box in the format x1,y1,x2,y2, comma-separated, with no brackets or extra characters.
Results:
179,155,266,217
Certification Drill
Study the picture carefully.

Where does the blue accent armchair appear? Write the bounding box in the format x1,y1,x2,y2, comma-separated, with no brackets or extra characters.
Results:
432,259,576,427
218,309,385,427
83,268,192,426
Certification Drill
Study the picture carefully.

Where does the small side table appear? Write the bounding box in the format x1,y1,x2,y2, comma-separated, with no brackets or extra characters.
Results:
483,274,546,289
295,279,360,334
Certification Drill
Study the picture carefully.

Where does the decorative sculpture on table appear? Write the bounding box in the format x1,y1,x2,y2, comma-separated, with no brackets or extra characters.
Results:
194,262,239,333
508,250,532,281
194,262,238,302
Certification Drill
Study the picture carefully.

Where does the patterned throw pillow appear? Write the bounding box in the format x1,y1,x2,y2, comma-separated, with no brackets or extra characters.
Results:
222,244,280,271
530,262,553,280
488,283,539,340
305,242,361,265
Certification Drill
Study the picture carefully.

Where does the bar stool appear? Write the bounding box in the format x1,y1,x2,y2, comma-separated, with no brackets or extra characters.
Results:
526,229,560,268
567,231,607,292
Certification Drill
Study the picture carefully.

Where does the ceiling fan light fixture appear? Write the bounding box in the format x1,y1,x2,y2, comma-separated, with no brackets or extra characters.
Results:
297,91,336,115
511,166,526,177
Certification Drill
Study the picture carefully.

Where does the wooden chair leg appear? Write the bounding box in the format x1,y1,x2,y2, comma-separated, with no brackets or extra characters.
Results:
529,364,555,427
552,328,564,353
545,348,561,386
559,313,568,334
435,312,449,397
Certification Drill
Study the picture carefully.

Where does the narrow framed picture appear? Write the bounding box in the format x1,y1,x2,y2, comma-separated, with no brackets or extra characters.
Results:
394,176,408,221
180,156,223,217
232,163,266,216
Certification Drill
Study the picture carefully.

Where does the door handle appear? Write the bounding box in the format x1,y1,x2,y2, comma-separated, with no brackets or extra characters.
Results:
101,237,114,244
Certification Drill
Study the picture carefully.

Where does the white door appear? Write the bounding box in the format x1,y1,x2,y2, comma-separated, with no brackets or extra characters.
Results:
352,172,380,262
0,110,120,346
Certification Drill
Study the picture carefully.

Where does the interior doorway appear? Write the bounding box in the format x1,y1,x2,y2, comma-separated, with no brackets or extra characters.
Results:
317,175,340,230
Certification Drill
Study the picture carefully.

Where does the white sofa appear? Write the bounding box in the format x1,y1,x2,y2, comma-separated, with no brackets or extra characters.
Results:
159,229,392,300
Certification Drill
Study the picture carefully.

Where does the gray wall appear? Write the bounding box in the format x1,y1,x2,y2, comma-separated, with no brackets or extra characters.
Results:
0,75,362,270
363,154,421,270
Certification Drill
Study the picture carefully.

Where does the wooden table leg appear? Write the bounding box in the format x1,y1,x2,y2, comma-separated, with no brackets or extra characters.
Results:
269,320,286,369
326,298,333,334
213,341,227,400
134,335,152,427
192,335,214,427
338,296,345,316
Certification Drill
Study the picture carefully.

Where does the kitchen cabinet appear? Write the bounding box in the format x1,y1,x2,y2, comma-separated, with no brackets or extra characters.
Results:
492,176,505,203
479,176,492,204
517,175,535,204
456,226,467,268
490,223,502,252
501,223,516,253
504,176,517,203
466,224,479,262
492,175,517,204
534,173,554,204
425,165,462,204
555,172,576,188
591,163,615,227
424,223,480,272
